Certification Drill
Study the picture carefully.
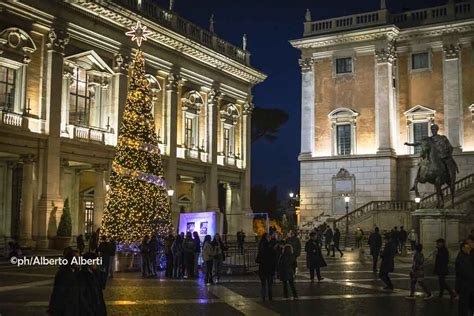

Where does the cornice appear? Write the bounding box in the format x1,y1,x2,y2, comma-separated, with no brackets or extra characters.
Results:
291,26,400,49
72,1,266,85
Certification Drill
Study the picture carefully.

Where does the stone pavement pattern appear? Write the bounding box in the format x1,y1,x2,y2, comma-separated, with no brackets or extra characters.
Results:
0,252,459,315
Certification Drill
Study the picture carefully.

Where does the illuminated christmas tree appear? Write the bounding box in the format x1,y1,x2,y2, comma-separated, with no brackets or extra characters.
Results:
100,22,172,243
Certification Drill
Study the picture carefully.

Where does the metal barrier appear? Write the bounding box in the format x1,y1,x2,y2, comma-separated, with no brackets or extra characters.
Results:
222,246,258,274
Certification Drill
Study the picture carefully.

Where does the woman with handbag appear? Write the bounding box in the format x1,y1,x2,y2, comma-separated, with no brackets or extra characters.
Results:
405,243,432,299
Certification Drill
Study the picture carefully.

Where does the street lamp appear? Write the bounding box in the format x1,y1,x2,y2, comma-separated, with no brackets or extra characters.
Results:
414,196,421,209
344,195,350,250
167,187,174,210
289,192,294,198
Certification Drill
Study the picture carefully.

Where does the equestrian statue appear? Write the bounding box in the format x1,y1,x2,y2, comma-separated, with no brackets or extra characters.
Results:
404,124,458,208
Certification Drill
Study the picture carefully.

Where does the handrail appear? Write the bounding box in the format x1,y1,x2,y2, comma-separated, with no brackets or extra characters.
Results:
420,173,474,207
334,200,416,228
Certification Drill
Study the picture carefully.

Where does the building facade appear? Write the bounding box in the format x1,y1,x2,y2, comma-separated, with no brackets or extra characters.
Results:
292,0,474,227
0,0,265,248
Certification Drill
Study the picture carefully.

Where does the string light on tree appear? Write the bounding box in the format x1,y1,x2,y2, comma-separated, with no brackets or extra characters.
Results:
100,21,172,243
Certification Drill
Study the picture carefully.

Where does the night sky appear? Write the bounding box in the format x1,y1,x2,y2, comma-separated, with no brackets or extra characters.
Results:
161,0,444,198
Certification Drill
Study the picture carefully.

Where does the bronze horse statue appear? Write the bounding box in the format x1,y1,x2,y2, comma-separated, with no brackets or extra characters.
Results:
407,137,458,208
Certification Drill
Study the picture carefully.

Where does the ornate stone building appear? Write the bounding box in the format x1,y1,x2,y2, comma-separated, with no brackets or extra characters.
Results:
292,0,474,229
0,0,265,248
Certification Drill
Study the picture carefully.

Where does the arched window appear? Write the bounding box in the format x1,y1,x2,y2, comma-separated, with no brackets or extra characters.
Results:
181,90,204,149
328,108,358,156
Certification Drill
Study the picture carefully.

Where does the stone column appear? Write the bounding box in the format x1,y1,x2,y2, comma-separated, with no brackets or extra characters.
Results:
240,103,254,234
193,177,205,212
19,155,35,246
93,165,106,231
37,28,69,249
165,73,180,225
443,44,462,151
206,89,220,211
299,58,315,157
229,183,242,234
112,53,129,143
74,170,83,235
61,65,74,133
375,44,396,154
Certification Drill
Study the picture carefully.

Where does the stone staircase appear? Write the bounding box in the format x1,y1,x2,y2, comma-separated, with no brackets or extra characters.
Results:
300,173,474,233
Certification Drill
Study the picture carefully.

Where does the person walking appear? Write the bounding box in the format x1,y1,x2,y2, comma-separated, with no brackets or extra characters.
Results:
391,227,400,254
379,235,396,290
192,231,201,276
305,232,326,282
202,235,215,285
164,234,174,278
324,226,333,256
355,227,364,249
368,227,382,273
433,238,456,300
183,232,195,278
455,239,474,316
97,236,111,288
256,233,277,301
76,234,85,254
408,229,418,252
171,234,183,279
405,244,432,300
212,233,226,283
278,244,298,300
399,226,408,255
332,228,344,257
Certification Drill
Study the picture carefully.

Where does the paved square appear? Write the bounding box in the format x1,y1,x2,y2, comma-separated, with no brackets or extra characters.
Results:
0,252,459,315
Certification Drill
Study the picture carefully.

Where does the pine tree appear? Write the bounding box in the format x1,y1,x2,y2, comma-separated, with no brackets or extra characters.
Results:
57,198,72,237
100,49,172,243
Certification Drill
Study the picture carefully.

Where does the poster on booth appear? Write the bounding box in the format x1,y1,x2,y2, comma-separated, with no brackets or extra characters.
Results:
179,212,218,237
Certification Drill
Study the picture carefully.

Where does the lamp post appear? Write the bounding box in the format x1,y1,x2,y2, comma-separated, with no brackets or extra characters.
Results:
344,195,350,249
167,187,175,210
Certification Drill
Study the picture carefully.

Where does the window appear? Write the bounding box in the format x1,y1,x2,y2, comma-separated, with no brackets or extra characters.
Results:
69,67,91,125
84,200,94,235
0,66,16,110
223,127,230,156
337,124,351,155
184,117,194,148
336,57,352,74
413,122,429,154
412,52,429,70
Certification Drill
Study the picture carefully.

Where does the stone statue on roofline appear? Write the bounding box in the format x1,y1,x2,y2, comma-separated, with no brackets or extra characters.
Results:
209,14,215,33
404,124,458,208
305,9,312,22
242,33,247,51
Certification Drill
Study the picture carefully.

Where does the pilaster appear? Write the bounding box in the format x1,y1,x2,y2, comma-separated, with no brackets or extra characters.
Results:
299,57,315,157
206,88,221,211
443,43,463,151
93,165,107,231
112,52,130,138
241,102,253,213
375,42,396,154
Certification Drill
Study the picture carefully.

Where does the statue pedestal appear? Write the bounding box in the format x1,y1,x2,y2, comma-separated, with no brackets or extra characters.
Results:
412,209,464,251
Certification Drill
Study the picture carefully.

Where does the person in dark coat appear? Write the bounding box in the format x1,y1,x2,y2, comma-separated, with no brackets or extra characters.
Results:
148,235,158,277
164,234,174,278
171,234,183,279
237,230,245,255
108,240,116,279
89,229,99,253
140,236,151,278
278,244,298,299
455,240,474,316
257,233,277,301
183,232,196,278
368,227,382,272
405,243,432,299
433,238,456,299
379,235,396,290
390,227,400,254
48,248,79,316
324,227,333,256
192,231,201,276
286,230,302,273
77,252,107,316
305,232,327,282
399,226,408,254
76,235,85,254
97,236,111,289
332,228,344,257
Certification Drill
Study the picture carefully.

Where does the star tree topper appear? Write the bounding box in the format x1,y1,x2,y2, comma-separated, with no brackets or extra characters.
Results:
125,21,153,47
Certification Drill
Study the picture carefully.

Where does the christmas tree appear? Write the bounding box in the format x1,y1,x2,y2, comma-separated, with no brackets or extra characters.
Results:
100,22,172,243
